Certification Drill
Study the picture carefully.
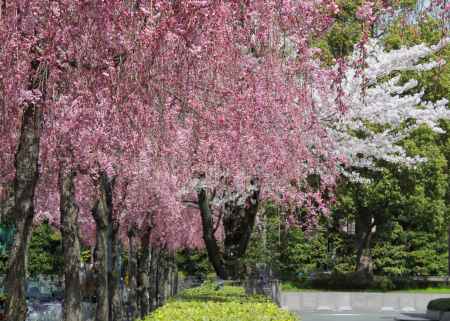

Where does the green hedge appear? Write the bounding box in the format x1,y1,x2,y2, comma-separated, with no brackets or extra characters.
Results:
428,299,450,311
141,284,299,321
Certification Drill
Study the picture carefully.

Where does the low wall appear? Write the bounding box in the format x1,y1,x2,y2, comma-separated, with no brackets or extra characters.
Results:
281,292,450,313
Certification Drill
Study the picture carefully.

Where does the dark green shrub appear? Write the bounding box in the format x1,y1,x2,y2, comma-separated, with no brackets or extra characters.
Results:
428,299,450,311
372,276,395,291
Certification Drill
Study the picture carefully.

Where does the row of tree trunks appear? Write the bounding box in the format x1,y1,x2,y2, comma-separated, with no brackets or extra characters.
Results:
126,243,179,318
7,165,180,321
92,172,125,321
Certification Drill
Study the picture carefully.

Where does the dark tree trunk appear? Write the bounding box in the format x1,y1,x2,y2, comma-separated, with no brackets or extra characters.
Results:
60,169,82,321
223,180,259,279
127,226,139,320
154,249,163,308
168,252,178,297
158,250,169,306
355,212,374,275
109,221,123,321
197,187,228,279
197,179,260,280
93,172,114,321
5,101,42,321
149,246,159,311
137,225,151,318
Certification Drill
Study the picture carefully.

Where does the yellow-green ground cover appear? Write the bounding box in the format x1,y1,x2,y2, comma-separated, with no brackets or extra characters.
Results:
141,283,299,321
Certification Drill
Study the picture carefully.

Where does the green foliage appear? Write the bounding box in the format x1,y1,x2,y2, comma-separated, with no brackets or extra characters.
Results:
176,249,212,280
384,16,450,103
0,222,64,275
320,14,450,281
81,249,92,263
141,285,299,321
27,222,63,276
312,0,363,62
244,203,334,280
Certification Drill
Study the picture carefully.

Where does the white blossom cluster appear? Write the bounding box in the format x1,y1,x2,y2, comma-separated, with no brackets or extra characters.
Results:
315,37,450,182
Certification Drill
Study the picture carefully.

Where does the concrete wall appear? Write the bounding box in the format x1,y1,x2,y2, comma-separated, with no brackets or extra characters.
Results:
281,292,450,313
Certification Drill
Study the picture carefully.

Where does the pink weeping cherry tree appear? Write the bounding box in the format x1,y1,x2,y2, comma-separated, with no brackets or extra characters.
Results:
160,0,343,280
0,1,191,320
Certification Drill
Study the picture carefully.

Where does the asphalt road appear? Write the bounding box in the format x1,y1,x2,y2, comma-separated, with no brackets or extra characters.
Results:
298,312,399,321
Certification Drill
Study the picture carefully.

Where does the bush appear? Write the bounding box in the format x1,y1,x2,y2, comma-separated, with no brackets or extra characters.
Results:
141,284,299,321
428,299,450,311
300,272,396,291
306,271,374,290
372,276,396,292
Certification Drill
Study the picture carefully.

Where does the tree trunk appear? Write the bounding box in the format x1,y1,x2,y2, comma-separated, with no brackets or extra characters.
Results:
149,246,159,311
197,178,260,280
223,185,259,280
127,226,139,321
5,101,42,321
197,187,228,279
60,169,82,321
93,172,114,321
355,212,374,275
157,250,169,307
137,226,151,318
168,253,178,297
168,252,178,297
109,221,123,321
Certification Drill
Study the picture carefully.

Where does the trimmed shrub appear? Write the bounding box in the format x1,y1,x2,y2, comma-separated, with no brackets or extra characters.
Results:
141,284,299,321
428,299,450,312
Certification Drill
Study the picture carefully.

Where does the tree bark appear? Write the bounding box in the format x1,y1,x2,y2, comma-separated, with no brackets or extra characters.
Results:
5,101,42,321
197,178,260,280
149,246,159,311
60,169,82,321
168,252,178,297
157,250,169,307
223,180,259,279
93,172,114,321
197,187,228,279
109,221,123,321
168,253,178,297
127,226,139,321
355,212,374,275
137,225,151,319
